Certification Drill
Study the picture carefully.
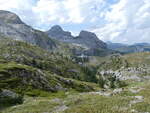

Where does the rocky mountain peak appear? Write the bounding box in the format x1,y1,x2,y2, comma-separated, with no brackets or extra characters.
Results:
77,30,107,49
0,10,24,24
79,30,98,39
50,25,63,32
47,25,107,49
47,25,72,40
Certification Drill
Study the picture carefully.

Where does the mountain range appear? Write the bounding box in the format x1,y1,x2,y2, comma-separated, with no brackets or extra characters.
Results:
1,10,150,56
107,41,150,54
0,10,109,57
46,25,107,49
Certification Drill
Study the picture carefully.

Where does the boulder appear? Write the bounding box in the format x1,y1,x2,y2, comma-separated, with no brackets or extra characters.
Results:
0,89,23,107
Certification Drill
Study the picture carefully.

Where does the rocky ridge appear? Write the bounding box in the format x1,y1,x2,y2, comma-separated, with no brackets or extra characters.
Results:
46,25,107,49
0,10,56,50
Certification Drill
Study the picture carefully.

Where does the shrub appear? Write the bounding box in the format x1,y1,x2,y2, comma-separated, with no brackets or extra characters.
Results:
81,66,98,83
97,73,126,89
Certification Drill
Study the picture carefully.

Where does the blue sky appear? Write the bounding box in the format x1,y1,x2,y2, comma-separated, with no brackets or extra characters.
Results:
0,0,150,44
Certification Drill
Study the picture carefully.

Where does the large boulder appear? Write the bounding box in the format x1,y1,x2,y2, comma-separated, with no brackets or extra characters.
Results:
0,89,23,107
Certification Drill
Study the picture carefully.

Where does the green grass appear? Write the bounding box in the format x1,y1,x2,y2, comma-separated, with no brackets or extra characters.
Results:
123,52,150,66
0,62,35,72
1,97,60,113
1,78,150,113
131,82,150,112
1,90,77,113
65,94,132,113
0,92,131,113
25,90,66,98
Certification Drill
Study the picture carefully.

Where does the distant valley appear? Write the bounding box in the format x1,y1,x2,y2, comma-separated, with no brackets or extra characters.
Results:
107,41,150,54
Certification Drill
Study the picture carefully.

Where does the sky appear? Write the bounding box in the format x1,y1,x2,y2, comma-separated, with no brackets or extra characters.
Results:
0,0,150,44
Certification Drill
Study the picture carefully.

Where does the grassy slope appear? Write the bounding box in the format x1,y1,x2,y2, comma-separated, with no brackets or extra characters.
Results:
123,52,150,66
87,52,150,67
65,80,150,113
0,38,100,95
2,79,150,113
0,38,87,80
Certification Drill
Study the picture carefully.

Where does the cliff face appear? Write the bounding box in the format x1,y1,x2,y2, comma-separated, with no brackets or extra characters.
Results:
75,30,107,49
0,10,56,50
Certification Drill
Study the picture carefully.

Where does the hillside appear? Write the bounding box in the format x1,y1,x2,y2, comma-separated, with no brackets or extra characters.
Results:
0,38,99,81
1,50,150,113
0,38,100,98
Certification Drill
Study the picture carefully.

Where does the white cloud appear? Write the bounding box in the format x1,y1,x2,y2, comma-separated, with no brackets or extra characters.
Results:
32,0,84,24
32,0,105,25
0,0,23,10
63,0,84,23
0,0,34,11
92,0,150,44
0,0,106,30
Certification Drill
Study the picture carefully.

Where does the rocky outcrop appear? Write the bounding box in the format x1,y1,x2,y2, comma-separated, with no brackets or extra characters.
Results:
97,70,125,89
0,63,57,92
0,10,56,50
0,89,23,107
98,65,150,85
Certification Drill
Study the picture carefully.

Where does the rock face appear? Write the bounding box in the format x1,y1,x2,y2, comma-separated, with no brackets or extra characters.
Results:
0,10,23,24
0,10,56,50
75,31,107,49
47,25,107,49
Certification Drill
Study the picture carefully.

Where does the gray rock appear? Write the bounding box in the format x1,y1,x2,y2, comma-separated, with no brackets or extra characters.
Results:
77,30,107,49
0,89,23,106
0,90,19,98
134,96,144,100
129,95,144,108
89,91,112,97
113,88,123,94
0,10,56,50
